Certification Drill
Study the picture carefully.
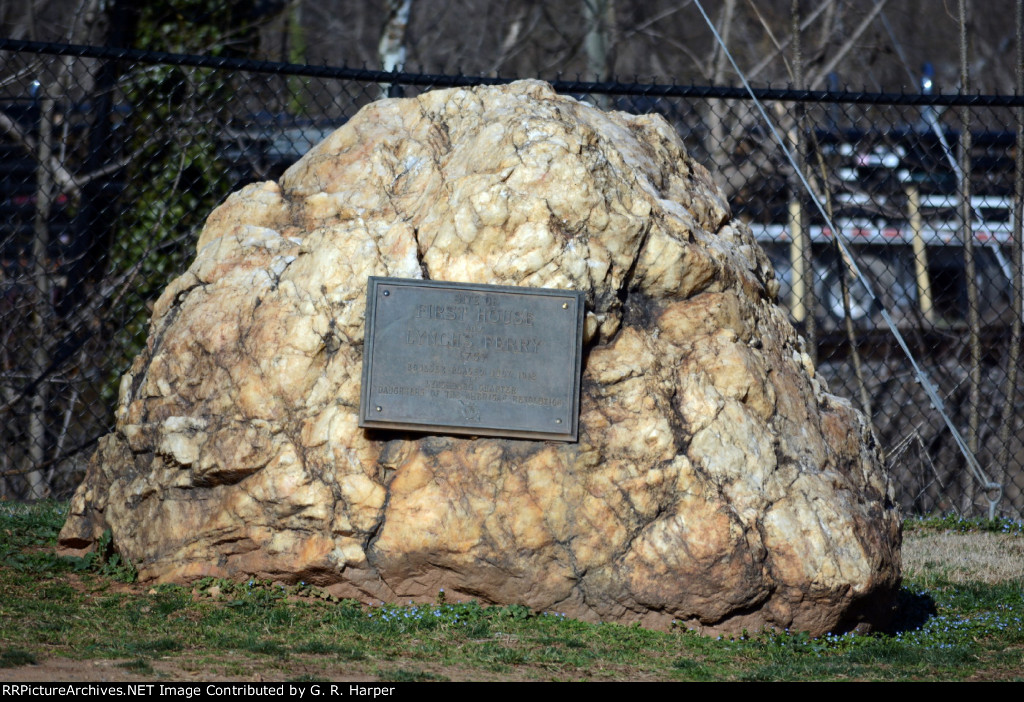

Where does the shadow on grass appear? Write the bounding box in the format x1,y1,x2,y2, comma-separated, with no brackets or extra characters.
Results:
0,648,37,667
886,587,938,634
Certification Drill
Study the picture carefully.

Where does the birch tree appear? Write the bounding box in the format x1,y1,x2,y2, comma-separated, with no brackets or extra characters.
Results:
379,0,412,98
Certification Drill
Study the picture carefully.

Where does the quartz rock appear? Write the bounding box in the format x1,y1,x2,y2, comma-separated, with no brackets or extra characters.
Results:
59,80,900,635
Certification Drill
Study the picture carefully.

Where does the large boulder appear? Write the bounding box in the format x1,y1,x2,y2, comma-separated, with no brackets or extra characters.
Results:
59,80,900,635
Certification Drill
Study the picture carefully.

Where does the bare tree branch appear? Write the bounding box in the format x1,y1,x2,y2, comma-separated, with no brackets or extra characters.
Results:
488,3,544,75
745,0,834,81
806,0,891,89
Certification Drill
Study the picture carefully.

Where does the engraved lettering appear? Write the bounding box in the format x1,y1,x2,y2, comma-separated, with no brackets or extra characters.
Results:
475,307,535,326
416,303,468,321
481,335,541,353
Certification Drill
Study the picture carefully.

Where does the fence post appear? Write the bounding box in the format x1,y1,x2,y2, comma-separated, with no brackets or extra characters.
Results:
907,185,935,323
788,196,809,324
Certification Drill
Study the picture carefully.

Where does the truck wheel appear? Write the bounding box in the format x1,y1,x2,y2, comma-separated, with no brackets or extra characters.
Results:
819,253,915,327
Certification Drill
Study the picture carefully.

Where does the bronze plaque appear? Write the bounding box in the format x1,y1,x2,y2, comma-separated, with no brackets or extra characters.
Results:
359,277,584,441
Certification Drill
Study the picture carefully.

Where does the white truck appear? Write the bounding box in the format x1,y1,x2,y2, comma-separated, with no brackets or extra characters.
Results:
741,133,1016,329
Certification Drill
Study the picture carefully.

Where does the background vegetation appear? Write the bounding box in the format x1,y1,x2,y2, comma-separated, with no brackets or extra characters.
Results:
4,1,1022,92
2,1,1024,521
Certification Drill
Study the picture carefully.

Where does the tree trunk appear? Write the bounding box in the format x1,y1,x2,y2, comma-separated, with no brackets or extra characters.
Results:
997,0,1024,519
959,0,982,515
27,87,57,499
379,0,413,99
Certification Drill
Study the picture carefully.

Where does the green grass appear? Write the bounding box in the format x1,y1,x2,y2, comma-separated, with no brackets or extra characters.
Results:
904,514,1024,536
1,501,1021,681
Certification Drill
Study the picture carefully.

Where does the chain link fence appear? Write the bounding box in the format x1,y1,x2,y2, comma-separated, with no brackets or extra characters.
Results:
1,40,1022,520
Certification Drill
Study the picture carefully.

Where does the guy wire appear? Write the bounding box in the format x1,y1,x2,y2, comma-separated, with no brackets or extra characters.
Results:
691,0,998,507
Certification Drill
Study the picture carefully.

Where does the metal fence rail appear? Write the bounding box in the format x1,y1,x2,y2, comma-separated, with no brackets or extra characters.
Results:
1,40,1022,520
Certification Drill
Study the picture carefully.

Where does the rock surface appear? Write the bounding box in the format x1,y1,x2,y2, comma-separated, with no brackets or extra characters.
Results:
59,80,900,635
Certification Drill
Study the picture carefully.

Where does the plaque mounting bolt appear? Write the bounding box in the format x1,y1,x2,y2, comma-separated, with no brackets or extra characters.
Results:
562,302,568,309
555,418,562,424
376,406,382,412
382,290,390,297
